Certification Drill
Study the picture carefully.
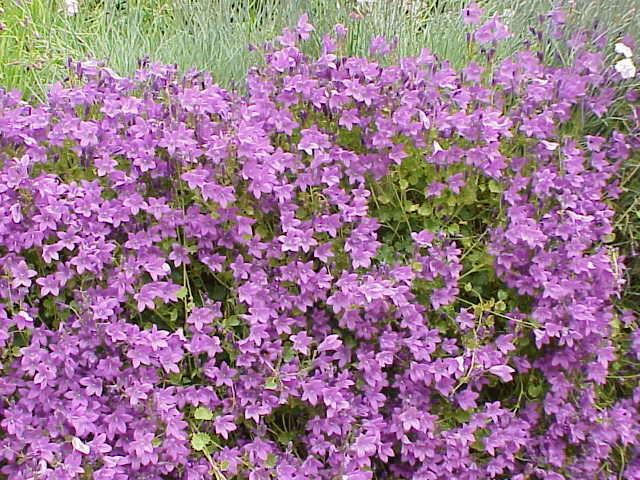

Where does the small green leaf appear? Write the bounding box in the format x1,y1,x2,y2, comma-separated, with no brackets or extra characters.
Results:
471,438,484,451
454,409,472,422
282,345,295,362
277,431,296,446
176,286,188,299
194,406,214,421
264,376,278,390
488,180,502,193
265,453,277,468
418,204,430,216
191,433,211,452
528,382,543,398
343,334,357,349
224,316,240,327
447,223,460,234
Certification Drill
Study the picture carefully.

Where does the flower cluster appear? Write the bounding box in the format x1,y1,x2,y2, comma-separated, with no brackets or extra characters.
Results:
0,4,639,480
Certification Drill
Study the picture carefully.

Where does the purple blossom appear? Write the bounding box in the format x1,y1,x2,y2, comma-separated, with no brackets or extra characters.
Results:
474,15,511,45
461,2,483,25
0,10,635,480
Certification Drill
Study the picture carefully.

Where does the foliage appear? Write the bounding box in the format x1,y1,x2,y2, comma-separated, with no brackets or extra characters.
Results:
0,3,639,480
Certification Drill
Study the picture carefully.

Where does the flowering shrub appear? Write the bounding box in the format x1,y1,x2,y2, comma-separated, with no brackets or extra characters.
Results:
0,4,639,480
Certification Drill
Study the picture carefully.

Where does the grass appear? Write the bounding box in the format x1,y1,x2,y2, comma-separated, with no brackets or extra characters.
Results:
1,0,636,99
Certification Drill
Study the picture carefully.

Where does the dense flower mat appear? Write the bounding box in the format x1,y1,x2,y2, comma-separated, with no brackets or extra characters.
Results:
0,4,639,480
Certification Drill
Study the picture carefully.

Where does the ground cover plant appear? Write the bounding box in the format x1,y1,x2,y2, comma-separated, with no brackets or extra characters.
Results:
0,2,639,480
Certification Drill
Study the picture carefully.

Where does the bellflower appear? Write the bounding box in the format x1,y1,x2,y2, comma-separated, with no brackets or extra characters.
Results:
0,9,637,480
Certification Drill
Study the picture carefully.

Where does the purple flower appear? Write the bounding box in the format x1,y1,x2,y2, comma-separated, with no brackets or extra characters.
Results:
213,414,237,440
290,331,313,355
334,23,347,38
411,230,435,246
447,173,466,194
10,261,37,288
317,334,342,353
488,365,515,382
474,15,511,45
129,430,157,465
461,2,483,25
426,181,446,198
296,14,315,41
35,274,61,296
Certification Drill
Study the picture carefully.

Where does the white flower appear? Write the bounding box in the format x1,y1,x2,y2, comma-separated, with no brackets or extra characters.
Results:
540,140,558,151
615,58,637,79
615,42,633,58
64,0,79,15
72,437,90,455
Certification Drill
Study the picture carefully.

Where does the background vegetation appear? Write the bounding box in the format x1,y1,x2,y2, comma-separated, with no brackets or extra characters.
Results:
1,0,637,100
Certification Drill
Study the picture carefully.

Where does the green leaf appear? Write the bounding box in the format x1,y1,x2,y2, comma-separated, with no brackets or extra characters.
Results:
176,286,188,299
488,180,502,193
277,432,295,445
191,433,211,452
343,333,357,349
528,382,543,398
447,223,460,234
264,376,278,390
378,193,391,204
461,187,477,204
418,204,430,216
282,345,295,362
224,316,240,327
194,406,214,421
265,453,277,468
